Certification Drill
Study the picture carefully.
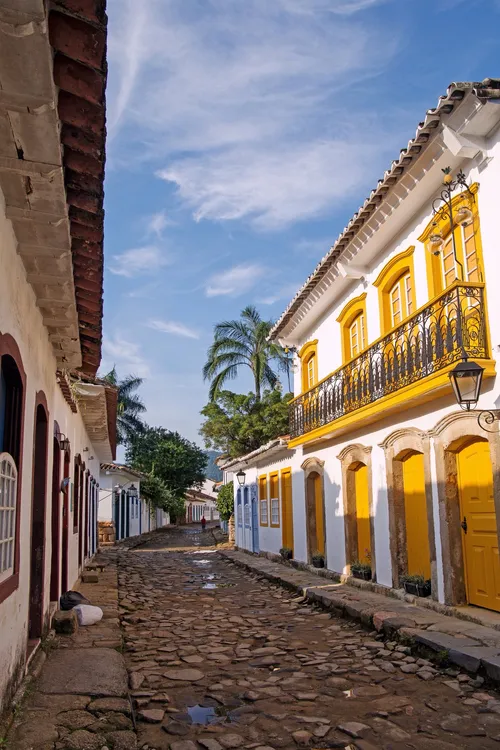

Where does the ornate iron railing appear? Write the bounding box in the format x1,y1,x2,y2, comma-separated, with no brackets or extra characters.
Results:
290,283,488,439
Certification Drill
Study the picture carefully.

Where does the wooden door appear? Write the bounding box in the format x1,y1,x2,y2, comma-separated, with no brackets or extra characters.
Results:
458,440,500,612
29,405,48,640
61,451,70,593
314,474,325,556
281,469,294,553
355,464,370,563
402,452,431,578
49,437,61,601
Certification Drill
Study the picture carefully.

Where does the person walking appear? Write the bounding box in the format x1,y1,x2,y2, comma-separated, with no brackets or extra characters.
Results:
201,515,206,531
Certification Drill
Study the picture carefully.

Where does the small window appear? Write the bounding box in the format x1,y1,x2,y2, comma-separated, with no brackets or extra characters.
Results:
0,453,17,583
260,499,268,525
244,501,250,527
271,498,280,526
348,312,366,358
388,272,413,328
259,475,268,526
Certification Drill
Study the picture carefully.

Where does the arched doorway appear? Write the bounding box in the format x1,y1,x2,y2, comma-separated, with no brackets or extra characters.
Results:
29,400,48,641
457,438,500,612
351,461,371,565
401,451,431,579
305,470,325,561
61,448,70,593
49,431,61,602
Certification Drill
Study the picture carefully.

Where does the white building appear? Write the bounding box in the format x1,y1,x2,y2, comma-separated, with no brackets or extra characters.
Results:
185,479,220,524
223,78,500,616
99,463,170,541
0,0,111,714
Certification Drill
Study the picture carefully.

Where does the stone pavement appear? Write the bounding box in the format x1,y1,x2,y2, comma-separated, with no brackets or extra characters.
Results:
5,547,133,750
221,549,500,685
119,527,500,749
9,526,500,750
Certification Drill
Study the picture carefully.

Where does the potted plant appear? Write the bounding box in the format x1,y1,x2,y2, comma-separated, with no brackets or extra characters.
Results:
400,574,431,598
351,561,372,580
280,547,293,561
311,552,325,568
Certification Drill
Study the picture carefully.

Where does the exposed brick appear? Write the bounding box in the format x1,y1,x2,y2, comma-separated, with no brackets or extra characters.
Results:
67,188,101,213
69,205,103,227
49,11,106,69
65,149,102,177
54,54,105,105
62,125,103,158
70,221,103,242
65,168,102,193
53,0,107,25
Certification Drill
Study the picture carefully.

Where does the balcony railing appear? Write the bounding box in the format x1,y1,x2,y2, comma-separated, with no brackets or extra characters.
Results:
290,282,488,439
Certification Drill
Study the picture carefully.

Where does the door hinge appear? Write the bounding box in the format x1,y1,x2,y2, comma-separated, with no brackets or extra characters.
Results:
461,516,468,534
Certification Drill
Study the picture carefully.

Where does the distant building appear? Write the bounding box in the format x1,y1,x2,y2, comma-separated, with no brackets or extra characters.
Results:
185,480,220,523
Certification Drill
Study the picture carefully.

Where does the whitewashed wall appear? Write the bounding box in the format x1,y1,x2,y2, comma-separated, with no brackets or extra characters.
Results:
0,188,105,713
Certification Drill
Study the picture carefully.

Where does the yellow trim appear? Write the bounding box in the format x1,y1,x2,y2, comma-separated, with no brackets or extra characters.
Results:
299,340,318,393
373,246,416,335
269,471,280,528
258,474,268,527
419,184,483,299
336,293,368,363
291,280,486,404
288,358,496,449
280,467,293,551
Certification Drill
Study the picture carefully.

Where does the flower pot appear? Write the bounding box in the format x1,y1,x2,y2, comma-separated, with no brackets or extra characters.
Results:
353,569,371,581
404,581,431,598
312,558,325,568
280,549,293,561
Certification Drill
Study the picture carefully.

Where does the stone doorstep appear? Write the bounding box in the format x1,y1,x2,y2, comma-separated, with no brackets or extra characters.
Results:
220,549,500,686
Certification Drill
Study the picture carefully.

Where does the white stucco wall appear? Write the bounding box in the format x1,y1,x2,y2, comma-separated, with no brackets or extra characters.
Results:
0,187,108,712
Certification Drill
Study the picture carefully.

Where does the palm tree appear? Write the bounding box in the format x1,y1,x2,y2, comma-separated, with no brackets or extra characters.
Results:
203,305,286,401
102,366,146,445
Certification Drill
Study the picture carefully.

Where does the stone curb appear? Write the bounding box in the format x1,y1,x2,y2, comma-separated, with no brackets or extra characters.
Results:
219,549,500,687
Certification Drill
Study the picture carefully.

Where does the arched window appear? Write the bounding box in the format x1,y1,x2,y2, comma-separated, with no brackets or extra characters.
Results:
373,247,417,334
0,453,17,583
299,340,318,393
337,294,368,362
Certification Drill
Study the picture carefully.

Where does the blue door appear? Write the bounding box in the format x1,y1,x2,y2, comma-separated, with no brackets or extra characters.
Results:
251,483,259,553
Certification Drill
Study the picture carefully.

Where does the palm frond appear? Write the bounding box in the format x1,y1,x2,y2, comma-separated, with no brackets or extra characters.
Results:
208,365,240,401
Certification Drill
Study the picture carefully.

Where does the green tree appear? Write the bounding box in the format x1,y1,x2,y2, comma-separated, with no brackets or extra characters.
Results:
141,474,186,521
203,305,287,402
216,480,234,521
102,366,146,445
200,389,292,459
127,426,207,498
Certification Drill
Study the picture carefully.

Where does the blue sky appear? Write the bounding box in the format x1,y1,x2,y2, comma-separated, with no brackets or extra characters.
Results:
101,0,500,448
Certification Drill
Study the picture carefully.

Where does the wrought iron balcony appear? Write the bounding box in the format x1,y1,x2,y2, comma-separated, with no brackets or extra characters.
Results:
290,282,488,439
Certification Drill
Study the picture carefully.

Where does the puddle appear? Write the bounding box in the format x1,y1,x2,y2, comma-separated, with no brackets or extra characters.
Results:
187,705,218,724
202,583,218,589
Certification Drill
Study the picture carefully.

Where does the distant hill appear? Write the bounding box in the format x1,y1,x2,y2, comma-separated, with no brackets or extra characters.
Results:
205,450,223,481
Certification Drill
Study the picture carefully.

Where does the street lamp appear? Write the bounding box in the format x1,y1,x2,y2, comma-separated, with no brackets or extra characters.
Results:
449,360,484,411
129,483,138,499
236,470,246,487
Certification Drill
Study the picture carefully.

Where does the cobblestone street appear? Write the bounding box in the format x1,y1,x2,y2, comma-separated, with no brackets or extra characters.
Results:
121,528,500,750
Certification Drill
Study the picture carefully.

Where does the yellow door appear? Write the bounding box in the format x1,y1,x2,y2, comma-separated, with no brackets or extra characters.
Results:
281,470,294,552
402,452,431,579
458,440,500,612
355,464,371,563
314,474,325,555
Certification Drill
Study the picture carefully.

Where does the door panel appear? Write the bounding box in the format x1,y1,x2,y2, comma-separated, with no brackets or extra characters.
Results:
314,474,325,556
458,441,500,612
355,464,370,563
402,452,431,578
281,470,294,552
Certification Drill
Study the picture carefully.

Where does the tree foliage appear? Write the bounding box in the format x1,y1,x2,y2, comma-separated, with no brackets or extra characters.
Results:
140,474,184,521
127,426,207,498
200,389,292,459
203,305,287,402
216,480,234,521
102,366,146,445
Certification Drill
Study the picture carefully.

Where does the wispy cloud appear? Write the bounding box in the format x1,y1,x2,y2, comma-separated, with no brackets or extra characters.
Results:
101,334,150,378
109,245,171,277
147,319,200,339
256,282,301,306
294,236,332,258
205,263,266,298
146,210,171,238
108,0,399,229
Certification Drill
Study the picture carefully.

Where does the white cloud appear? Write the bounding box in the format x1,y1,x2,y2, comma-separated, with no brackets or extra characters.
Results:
205,263,266,297
107,0,399,229
146,210,170,238
109,245,170,277
147,319,200,339
101,334,150,378
256,282,301,306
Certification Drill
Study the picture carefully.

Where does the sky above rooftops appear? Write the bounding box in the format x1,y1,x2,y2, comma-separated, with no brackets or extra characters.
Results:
102,0,500,450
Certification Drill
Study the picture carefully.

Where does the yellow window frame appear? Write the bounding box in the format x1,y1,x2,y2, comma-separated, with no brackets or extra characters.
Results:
258,474,268,527
269,471,280,527
418,183,483,299
299,340,318,393
336,293,368,363
373,246,417,335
